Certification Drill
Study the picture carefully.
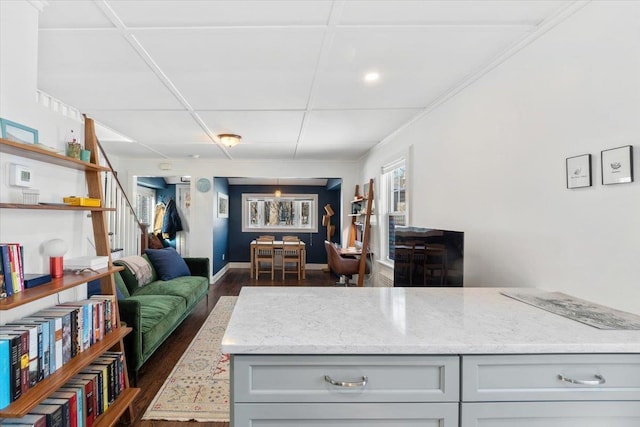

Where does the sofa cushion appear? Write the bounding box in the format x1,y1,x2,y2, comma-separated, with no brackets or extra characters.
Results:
131,275,209,309
145,247,191,281
126,294,186,353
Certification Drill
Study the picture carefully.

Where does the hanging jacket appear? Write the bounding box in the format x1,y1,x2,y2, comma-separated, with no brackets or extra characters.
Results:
162,198,183,239
153,202,166,234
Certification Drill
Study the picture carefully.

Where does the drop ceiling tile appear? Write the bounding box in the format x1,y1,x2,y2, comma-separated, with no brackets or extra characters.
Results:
138,142,229,159
87,110,206,144
39,1,114,29
302,109,422,144
339,1,570,25
38,31,182,109
313,26,530,109
295,142,375,161
197,110,304,143
226,142,298,160
133,28,325,109
100,140,165,159
110,0,333,27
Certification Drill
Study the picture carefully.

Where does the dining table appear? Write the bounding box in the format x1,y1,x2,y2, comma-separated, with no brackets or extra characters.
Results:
249,240,307,279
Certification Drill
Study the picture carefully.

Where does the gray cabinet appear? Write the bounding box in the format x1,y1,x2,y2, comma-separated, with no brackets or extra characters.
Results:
231,355,459,426
231,354,640,426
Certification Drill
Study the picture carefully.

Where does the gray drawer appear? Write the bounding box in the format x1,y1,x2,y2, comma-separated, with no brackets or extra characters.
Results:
461,401,640,427
233,355,459,403
234,402,459,427
462,354,640,401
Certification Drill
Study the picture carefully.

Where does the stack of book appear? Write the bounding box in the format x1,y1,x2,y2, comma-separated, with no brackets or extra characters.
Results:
63,257,109,272
0,295,117,410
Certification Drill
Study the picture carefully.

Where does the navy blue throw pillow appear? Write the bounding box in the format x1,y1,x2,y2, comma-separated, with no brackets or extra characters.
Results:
144,247,190,281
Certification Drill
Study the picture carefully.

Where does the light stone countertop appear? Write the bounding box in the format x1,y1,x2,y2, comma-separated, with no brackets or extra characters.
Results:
220,287,640,355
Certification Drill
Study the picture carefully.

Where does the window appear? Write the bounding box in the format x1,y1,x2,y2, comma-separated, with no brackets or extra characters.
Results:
381,159,407,262
242,193,318,233
136,185,156,227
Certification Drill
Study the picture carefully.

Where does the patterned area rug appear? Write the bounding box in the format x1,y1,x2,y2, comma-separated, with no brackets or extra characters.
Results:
142,296,236,422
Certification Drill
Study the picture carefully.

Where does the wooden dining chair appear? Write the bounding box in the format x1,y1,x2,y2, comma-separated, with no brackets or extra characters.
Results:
258,235,275,241
282,242,303,280
255,239,276,280
282,235,299,242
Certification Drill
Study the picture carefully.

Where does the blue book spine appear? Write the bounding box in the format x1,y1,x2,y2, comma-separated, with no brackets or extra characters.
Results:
0,245,14,297
0,339,10,409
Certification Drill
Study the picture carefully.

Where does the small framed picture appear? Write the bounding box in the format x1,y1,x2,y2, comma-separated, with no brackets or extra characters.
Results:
0,118,39,144
566,154,592,189
217,192,229,218
601,145,634,185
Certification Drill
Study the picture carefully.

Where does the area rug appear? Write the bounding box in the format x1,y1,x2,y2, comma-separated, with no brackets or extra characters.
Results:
142,296,237,422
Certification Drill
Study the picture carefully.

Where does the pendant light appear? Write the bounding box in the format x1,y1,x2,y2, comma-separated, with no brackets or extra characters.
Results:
274,178,282,198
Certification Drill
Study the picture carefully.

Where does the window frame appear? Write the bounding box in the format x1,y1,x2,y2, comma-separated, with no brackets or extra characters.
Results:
241,193,319,233
380,159,407,262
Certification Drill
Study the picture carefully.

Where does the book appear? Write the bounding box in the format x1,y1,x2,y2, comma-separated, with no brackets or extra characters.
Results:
42,398,71,427
24,317,56,376
67,375,95,427
0,413,46,427
29,403,63,427
0,338,10,409
89,295,116,333
77,370,103,416
58,385,84,427
63,256,108,271
0,329,29,396
0,245,14,297
23,273,52,289
35,308,73,364
3,324,39,387
0,334,21,401
49,391,78,427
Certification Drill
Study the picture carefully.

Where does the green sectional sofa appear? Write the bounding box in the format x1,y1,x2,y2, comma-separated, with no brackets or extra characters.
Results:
112,251,210,381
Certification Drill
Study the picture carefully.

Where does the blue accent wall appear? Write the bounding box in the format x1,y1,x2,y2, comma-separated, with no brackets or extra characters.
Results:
212,177,229,275
227,184,341,264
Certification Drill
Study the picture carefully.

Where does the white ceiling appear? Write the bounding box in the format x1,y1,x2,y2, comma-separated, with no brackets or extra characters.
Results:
37,0,572,161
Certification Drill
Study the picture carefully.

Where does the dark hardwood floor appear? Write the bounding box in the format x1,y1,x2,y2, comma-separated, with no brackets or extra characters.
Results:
124,268,337,426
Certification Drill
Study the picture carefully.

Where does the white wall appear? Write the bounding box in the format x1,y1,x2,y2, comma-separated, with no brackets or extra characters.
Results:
363,1,640,313
0,1,96,322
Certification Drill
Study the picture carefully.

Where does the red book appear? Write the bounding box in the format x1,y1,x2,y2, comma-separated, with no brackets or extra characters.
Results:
50,391,78,427
66,377,95,427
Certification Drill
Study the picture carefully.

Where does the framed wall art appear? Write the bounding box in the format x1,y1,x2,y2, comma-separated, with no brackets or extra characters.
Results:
601,145,634,185
217,192,229,218
0,118,38,144
566,154,592,189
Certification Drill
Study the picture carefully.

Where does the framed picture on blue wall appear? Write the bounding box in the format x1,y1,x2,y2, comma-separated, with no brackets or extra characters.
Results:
217,192,229,218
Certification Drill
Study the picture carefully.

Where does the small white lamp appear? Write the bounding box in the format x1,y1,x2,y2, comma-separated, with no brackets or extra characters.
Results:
44,238,68,278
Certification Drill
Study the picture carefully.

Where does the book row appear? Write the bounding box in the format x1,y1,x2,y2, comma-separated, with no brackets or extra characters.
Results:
0,351,126,427
0,296,117,409
0,244,26,297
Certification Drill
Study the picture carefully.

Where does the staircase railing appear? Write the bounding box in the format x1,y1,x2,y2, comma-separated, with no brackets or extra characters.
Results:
86,117,148,258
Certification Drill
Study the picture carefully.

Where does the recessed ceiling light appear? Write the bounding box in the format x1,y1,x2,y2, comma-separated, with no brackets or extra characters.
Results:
364,71,380,83
190,154,200,159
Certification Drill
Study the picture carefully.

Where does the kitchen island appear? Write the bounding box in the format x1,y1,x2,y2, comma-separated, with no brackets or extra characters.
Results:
221,287,640,426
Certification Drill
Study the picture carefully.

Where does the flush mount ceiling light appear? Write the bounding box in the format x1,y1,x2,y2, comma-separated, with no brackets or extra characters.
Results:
363,71,380,83
218,133,241,148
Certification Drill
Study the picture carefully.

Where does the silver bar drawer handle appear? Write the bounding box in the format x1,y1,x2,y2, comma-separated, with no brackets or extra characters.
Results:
324,375,368,388
557,374,605,385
